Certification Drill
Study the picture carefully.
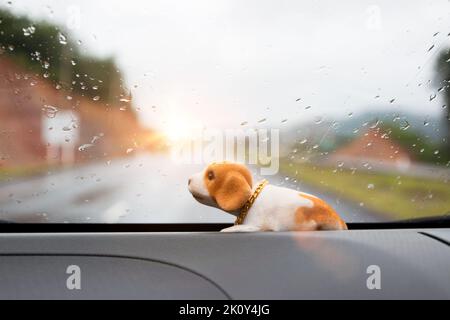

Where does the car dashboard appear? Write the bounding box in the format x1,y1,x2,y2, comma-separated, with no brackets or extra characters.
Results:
0,226,449,299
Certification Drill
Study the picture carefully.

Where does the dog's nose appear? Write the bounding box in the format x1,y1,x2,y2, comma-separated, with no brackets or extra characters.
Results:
188,178,192,186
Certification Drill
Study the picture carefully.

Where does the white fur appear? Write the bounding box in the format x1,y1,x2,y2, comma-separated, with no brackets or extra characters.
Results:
221,225,261,232
188,170,208,198
188,170,218,208
242,183,314,231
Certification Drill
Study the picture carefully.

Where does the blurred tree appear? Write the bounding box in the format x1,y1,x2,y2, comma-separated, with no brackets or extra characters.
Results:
435,48,450,152
0,8,128,106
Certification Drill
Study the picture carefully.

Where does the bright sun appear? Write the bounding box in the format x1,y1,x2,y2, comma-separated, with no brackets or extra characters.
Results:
162,113,203,142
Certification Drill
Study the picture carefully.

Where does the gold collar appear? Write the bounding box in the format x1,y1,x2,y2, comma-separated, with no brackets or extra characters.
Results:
234,179,268,225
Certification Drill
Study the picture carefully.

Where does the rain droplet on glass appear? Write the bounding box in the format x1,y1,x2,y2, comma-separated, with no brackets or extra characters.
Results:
78,144,94,151
400,121,410,131
42,105,59,118
58,32,67,45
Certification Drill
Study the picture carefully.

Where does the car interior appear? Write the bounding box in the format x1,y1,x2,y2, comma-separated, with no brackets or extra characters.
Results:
0,220,449,299
0,0,450,301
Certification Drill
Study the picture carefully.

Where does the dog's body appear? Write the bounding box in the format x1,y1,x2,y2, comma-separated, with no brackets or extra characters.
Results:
188,162,347,232
229,183,347,232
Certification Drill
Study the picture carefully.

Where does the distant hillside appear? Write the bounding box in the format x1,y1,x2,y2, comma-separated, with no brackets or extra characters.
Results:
279,109,449,164
327,110,445,142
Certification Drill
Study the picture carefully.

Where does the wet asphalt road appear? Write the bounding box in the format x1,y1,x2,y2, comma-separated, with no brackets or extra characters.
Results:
0,153,381,223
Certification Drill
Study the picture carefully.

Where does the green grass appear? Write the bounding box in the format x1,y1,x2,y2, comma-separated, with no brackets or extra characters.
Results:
280,162,450,220
0,164,51,182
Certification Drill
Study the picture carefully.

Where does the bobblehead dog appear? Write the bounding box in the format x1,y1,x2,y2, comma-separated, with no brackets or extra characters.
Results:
188,162,347,232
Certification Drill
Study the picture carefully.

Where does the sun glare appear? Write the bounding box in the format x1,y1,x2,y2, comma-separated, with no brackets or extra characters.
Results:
163,114,203,142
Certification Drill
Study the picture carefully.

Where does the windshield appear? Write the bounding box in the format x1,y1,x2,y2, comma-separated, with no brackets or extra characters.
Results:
0,0,449,223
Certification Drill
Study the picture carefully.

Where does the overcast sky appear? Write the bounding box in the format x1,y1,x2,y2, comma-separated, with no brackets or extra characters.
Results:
3,0,450,134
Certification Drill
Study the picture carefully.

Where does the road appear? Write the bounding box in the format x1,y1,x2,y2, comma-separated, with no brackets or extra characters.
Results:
0,154,381,223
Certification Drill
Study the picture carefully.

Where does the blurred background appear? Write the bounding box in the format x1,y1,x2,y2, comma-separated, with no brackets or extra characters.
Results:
0,0,449,223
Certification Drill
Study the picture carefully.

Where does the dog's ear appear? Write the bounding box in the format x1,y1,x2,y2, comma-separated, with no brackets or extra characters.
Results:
215,171,252,212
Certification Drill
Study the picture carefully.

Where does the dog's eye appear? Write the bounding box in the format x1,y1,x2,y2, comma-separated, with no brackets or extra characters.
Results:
207,171,215,180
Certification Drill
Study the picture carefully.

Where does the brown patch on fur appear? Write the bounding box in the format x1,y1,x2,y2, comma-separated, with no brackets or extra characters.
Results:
204,162,253,211
295,193,348,230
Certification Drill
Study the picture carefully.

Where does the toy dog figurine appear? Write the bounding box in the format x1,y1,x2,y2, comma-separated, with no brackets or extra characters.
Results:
188,162,347,232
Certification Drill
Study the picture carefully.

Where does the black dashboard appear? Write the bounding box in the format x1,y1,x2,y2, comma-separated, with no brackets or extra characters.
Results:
0,226,449,299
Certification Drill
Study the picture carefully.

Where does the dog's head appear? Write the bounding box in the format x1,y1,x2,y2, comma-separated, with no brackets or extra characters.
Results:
188,162,253,213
